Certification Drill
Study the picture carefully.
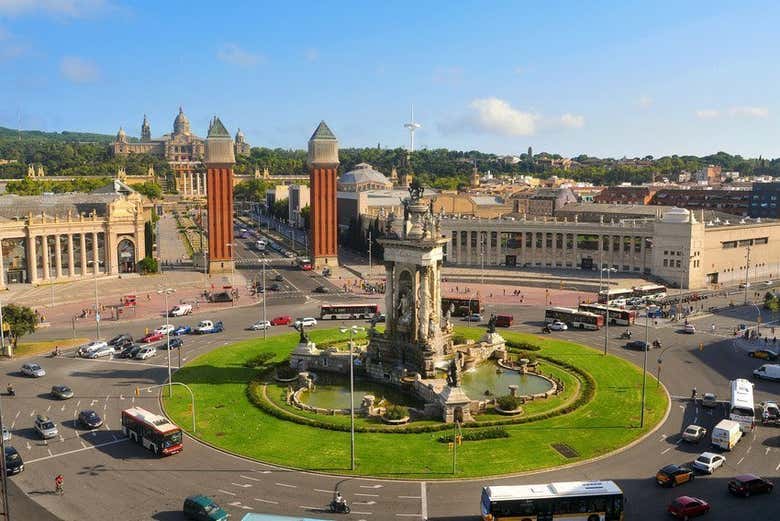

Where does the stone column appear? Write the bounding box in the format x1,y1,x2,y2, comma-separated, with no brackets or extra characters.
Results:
201,172,207,196
418,267,430,341
0,240,5,289
107,230,119,275
54,234,62,279
67,234,75,278
27,234,38,283
41,235,50,280
384,262,394,325
92,232,100,274
80,233,88,276
196,172,201,196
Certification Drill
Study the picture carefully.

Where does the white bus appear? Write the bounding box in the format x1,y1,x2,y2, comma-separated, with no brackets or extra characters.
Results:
481,480,625,521
632,284,667,300
597,288,633,305
729,378,755,432
544,307,604,330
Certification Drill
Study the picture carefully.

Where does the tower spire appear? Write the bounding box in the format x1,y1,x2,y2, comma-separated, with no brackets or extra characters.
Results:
403,105,421,152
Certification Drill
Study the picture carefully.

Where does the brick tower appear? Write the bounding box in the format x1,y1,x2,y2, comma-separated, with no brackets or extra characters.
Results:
308,121,339,269
204,116,235,274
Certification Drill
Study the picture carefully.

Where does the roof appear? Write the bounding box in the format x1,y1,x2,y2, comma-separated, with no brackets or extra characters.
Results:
484,481,622,501
556,203,668,216
0,193,122,219
339,163,391,187
470,195,505,206
207,116,230,138
310,120,337,141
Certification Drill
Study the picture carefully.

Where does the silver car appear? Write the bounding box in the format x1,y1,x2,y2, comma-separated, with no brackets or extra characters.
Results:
34,415,58,439
20,363,45,378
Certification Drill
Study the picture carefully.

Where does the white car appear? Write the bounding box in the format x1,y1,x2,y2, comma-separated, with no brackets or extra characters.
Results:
20,363,45,378
610,298,627,307
154,324,175,336
681,424,707,443
135,346,157,360
86,344,114,359
549,321,568,331
78,340,108,357
250,320,272,331
2,426,11,442
692,452,726,474
294,317,318,328
683,324,696,334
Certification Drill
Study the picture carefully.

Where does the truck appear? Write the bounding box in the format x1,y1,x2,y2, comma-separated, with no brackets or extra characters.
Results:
168,304,192,317
711,419,742,451
753,363,780,381
194,320,224,334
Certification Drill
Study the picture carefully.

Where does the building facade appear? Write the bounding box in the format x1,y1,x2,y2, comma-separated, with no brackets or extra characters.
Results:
308,121,339,269
749,182,780,218
650,187,751,216
594,186,657,205
337,163,393,192
288,184,310,228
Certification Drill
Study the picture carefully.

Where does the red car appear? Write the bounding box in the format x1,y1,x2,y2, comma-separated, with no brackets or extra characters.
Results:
270,315,292,326
728,474,774,497
141,331,164,343
667,496,709,518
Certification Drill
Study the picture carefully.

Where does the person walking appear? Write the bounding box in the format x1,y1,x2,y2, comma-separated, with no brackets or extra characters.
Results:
55,474,64,495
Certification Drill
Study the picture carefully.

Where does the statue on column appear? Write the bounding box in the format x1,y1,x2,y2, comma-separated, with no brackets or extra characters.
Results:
446,356,461,387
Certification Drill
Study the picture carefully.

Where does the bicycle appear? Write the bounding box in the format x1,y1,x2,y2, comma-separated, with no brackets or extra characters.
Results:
55,483,63,495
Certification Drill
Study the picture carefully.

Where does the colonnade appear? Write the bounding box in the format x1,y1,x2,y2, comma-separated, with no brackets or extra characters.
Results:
179,171,207,198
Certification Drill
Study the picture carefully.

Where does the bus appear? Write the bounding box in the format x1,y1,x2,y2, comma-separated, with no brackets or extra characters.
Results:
632,284,667,300
320,303,380,320
578,304,636,326
597,288,633,304
481,480,625,521
544,307,604,330
729,378,756,432
442,297,482,317
121,407,183,456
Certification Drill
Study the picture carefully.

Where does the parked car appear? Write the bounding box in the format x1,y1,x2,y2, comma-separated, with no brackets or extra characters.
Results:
313,286,330,294
272,274,284,282
625,340,650,351
154,324,175,336
183,494,229,521
158,337,183,350
78,340,109,357
667,496,710,519
135,346,157,360
34,415,58,439
208,291,233,303
760,401,780,424
78,410,103,429
2,426,11,442
168,304,192,317
141,331,164,343
549,320,567,331
692,452,726,474
294,317,317,328
656,464,695,487
682,425,707,443
748,349,778,361
20,363,45,378
86,344,114,359
270,315,292,326
249,320,272,331
117,344,142,359
269,283,282,291
370,313,386,325
701,392,718,408
753,363,780,381
108,334,133,349
50,385,74,400
683,324,696,334
728,474,773,497
4,446,24,475
195,320,224,334
173,325,192,336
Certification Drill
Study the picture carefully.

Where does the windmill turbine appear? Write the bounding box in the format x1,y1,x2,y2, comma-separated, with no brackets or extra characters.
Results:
403,106,421,152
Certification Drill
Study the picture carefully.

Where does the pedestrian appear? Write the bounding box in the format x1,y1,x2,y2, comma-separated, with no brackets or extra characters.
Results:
691,387,697,400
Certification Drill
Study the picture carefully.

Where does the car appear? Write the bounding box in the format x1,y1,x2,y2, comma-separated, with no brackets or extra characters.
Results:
208,291,233,303
86,344,114,359
20,363,45,378
141,331,164,343
270,315,292,326
50,385,74,400
269,283,282,291
370,313,387,325
656,464,695,487
135,346,157,360
760,401,780,424
157,337,183,349
108,334,133,349
549,320,567,331
154,324,175,336
313,285,330,294
294,317,317,328
2,426,11,442
682,425,707,443
78,410,103,429
4,446,23,475
464,313,483,323
739,282,751,289
33,415,58,439
692,452,726,474
683,324,696,334
173,325,192,336
272,274,284,282
728,474,774,497
611,298,627,307
195,320,224,334
78,340,109,357
701,392,718,408
117,344,142,359
168,304,192,317
625,340,650,351
667,496,710,519
249,320,272,331
748,349,778,361
183,494,230,521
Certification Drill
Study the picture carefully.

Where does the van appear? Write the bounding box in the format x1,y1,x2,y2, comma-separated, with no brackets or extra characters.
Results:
753,363,780,381
711,419,742,450
495,315,513,327
169,304,192,317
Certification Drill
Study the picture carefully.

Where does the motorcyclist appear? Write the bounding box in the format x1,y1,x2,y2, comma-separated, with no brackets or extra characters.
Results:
624,329,632,338
6,383,13,396
335,492,346,506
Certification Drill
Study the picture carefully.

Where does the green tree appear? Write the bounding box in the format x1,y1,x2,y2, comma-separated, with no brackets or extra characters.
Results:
137,256,159,274
134,181,163,200
2,304,38,353
234,179,271,201
300,205,311,230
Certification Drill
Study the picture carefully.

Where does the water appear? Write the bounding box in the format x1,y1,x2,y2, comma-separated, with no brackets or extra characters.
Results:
301,377,421,410
459,363,552,400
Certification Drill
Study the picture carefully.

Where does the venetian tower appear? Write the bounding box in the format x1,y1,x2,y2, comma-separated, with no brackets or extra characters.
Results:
204,116,235,274
308,121,339,269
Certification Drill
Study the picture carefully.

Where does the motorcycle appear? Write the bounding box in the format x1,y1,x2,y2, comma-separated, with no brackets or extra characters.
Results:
620,331,632,339
6,386,14,397
329,500,350,514
541,327,552,334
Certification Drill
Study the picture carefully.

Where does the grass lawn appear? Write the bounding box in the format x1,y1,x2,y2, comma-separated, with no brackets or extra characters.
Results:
14,337,89,358
163,328,668,478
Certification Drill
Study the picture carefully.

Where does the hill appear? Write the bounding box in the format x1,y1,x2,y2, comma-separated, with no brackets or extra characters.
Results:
0,126,133,144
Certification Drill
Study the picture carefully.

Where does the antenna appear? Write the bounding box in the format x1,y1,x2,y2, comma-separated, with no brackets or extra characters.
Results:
403,105,421,152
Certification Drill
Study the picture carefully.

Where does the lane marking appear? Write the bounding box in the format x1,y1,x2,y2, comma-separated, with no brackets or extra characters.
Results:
217,489,236,496
60,404,66,412
47,449,52,457
231,483,252,488
80,440,87,449
360,484,383,489
661,447,672,454
75,401,81,408
14,412,19,420
746,446,751,454
25,438,126,464
275,482,297,488
737,457,745,465
396,515,421,518
299,506,326,512
776,462,780,471
351,512,373,516
355,493,379,497
398,496,421,499
240,475,263,482
313,489,332,493
355,501,376,505
255,498,279,505
46,405,51,412
228,502,252,510
421,482,428,521
766,447,771,455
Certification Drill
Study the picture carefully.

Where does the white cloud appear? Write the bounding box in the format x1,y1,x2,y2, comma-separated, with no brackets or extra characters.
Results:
638,95,653,108
560,113,585,129
729,106,768,118
442,97,537,136
0,0,109,17
216,43,263,68
60,55,99,83
304,48,319,62
696,109,720,119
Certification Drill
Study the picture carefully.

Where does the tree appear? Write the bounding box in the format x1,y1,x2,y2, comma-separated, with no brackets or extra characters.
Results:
2,304,37,353
234,179,271,201
300,205,311,230
137,256,159,274
134,181,163,200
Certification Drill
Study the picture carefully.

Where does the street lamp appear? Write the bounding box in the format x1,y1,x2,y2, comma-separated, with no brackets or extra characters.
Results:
261,255,268,339
640,305,649,427
225,243,235,289
480,232,486,286
86,259,101,339
0,298,10,519
138,382,196,432
158,288,175,398
339,325,365,471
601,267,617,356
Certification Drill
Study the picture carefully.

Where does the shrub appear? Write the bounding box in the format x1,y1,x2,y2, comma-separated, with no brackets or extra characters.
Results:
518,351,537,363
452,334,467,345
438,427,509,443
495,395,522,411
244,352,275,368
275,364,298,379
137,256,158,274
505,340,541,351
383,404,408,421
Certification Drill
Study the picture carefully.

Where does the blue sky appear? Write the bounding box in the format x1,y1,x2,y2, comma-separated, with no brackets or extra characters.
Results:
1,0,779,158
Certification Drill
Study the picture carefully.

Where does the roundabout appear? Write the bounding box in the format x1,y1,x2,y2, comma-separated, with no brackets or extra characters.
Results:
163,327,669,478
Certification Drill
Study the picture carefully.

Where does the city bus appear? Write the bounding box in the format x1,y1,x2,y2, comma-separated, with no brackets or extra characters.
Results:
481,480,625,521
544,307,604,330
121,407,183,456
578,304,636,326
729,378,756,432
320,303,380,320
442,297,482,317
597,288,633,305
632,284,667,300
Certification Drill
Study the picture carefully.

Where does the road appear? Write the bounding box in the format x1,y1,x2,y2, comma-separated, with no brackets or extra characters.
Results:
2,289,778,520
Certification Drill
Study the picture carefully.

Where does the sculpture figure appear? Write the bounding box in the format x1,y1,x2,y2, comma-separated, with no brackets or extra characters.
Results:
298,322,309,344
408,178,424,202
487,313,497,334
446,357,461,387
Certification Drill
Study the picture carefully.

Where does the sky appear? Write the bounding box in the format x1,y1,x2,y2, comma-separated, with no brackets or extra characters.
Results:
1,0,779,158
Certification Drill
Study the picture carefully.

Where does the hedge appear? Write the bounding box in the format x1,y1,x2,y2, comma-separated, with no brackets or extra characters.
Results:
438,427,509,443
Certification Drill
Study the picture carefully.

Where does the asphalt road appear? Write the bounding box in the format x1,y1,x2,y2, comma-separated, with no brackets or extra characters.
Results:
2,290,778,520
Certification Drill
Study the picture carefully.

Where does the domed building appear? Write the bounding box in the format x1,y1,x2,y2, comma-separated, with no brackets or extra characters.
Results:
337,163,393,192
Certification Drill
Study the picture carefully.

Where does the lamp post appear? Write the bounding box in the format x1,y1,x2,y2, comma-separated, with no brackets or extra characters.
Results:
261,255,267,339
601,267,616,355
158,288,175,398
225,243,235,289
656,344,675,388
339,325,365,471
640,306,649,427
0,305,10,520
86,260,101,339
744,245,751,305
480,232,486,286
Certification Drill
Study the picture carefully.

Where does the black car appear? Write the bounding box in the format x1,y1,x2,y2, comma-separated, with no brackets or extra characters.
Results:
269,283,282,291
159,337,183,350
4,446,23,475
78,410,103,429
108,334,133,349
208,291,233,303
273,274,284,282
728,474,774,497
313,286,330,294
117,344,142,359
625,340,650,351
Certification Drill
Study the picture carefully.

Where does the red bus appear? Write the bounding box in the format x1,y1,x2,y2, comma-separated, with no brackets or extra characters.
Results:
578,303,636,326
544,307,604,330
320,303,380,320
121,407,183,456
